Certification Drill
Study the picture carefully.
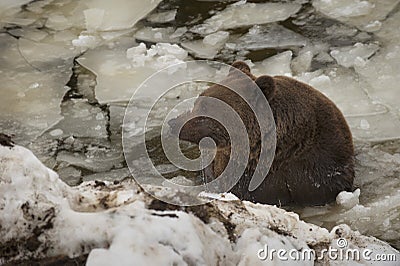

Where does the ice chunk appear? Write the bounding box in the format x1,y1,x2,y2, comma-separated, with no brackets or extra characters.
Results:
0,34,76,144
182,31,229,59
18,37,79,68
313,0,400,32
77,40,188,104
252,51,293,76
72,34,100,49
302,68,386,117
336,189,360,209
48,99,109,139
232,24,308,51
49,129,64,137
296,67,400,141
135,27,186,43
56,148,124,173
147,9,177,23
81,0,163,31
45,14,72,31
330,43,379,68
203,31,230,46
355,10,400,111
82,168,131,182
0,0,32,25
84,8,105,32
191,2,302,35
291,50,313,74
313,0,374,19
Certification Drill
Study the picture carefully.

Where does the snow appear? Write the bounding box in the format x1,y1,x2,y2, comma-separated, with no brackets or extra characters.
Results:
191,2,302,35
1,144,398,264
336,189,361,210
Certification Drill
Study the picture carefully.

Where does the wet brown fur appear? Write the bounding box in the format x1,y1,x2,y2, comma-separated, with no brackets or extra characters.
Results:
169,61,354,206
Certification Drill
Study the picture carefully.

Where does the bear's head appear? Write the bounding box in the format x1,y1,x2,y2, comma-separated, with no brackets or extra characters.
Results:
168,61,275,177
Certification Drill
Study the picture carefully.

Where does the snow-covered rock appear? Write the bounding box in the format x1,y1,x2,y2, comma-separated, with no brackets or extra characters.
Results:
1,143,398,265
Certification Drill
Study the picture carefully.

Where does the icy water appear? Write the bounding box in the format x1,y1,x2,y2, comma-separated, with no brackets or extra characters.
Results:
1,0,400,248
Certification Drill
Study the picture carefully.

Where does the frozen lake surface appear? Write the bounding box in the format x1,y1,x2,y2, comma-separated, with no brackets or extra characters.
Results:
1,0,400,251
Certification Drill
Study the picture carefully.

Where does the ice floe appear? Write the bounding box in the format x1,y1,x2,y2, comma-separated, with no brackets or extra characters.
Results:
135,27,187,44
252,51,293,76
77,40,189,104
313,0,400,32
231,24,308,51
191,2,302,35
330,42,379,68
147,9,177,24
182,31,229,59
0,34,76,144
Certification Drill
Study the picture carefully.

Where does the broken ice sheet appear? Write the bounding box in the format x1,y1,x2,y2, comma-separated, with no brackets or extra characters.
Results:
135,27,187,44
32,0,163,32
300,67,387,117
46,99,109,140
190,2,302,35
291,50,314,74
313,0,400,32
56,149,124,173
0,0,33,26
313,0,374,19
252,51,293,76
231,24,308,51
147,9,177,23
182,31,229,59
18,36,79,69
296,67,400,141
77,40,188,104
0,33,75,144
355,9,400,111
330,42,379,68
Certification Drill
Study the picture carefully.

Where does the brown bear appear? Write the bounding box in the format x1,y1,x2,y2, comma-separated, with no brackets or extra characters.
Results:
168,61,355,206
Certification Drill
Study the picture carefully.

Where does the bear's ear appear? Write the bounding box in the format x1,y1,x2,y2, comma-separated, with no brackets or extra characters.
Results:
255,75,275,100
230,61,251,75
